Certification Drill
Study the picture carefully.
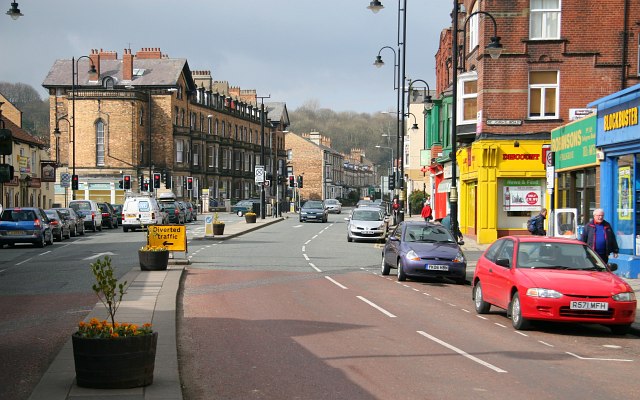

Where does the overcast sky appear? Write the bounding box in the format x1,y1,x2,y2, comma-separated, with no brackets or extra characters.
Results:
1,0,452,114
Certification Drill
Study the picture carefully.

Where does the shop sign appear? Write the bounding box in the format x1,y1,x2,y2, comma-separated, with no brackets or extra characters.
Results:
619,166,632,221
487,119,522,126
18,155,30,173
596,98,640,147
41,161,56,183
502,153,540,161
28,177,41,188
551,115,596,170
569,108,595,121
502,178,543,211
604,106,638,132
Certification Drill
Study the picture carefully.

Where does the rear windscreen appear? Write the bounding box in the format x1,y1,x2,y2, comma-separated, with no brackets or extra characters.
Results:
1,210,37,222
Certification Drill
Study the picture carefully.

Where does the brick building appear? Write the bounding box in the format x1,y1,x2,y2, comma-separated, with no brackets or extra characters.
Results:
0,93,53,209
428,0,640,243
42,47,288,208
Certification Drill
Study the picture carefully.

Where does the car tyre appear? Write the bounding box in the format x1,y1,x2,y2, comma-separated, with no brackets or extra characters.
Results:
510,292,530,330
97,224,103,231
609,324,631,335
397,258,406,281
36,234,45,248
64,229,71,240
347,234,352,243
381,254,390,275
46,231,54,246
473,282,491,314
79,225,85,235
91,222,97,232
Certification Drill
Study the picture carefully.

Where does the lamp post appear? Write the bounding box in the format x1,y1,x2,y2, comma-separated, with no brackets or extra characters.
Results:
70,56,96,200
6,2,22,19
258,95,270,220
369,0,407,222
450,1,503,239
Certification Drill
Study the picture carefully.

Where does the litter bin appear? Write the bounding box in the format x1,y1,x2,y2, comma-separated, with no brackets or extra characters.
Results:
266,204,272,216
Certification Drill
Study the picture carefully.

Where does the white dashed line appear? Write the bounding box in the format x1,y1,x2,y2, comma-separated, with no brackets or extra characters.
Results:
566,352,633,362
357,296,397,317
303,254,309,261
309,263,322,272
538,341,554,347
325,276,347,289
494,323,508,328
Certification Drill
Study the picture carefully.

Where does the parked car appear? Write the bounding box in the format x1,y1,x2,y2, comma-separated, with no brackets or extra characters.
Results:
324,199,342,214
346,207,387,242
182,201,197,222
121,196,167,232
44,209,72,241
69,200,103,232
232,199,260,217
0,207,54,248
53,207,85,237
97,202,119,229
163,201,186,224
382,221,466,284
111,204,123,220
179,201,193,222
472,236,637,334
356,199,374,208
300,200,328,223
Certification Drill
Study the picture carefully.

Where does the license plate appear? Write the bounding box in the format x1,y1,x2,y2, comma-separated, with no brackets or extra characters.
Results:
570,301,608,311
126,213,137,218
8,230,26,235
427,264,449,271
362,230,373,235
307,215,316,218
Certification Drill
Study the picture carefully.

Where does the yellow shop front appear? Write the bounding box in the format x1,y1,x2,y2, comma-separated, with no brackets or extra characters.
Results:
457,139,549,244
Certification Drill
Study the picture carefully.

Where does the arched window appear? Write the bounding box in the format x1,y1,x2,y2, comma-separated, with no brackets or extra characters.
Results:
96,119,105,166
102,77,115,89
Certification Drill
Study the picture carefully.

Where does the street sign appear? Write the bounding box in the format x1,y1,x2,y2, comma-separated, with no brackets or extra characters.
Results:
255,165,264,183
147,225,187,252
61,172,70,188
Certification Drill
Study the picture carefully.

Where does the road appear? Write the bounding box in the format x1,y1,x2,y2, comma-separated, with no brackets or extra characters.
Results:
179,211,640,400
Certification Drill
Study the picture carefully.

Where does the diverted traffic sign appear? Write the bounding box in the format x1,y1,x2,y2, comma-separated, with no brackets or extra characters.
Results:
147,225,187,252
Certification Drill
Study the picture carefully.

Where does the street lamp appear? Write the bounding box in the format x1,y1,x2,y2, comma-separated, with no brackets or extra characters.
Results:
258,94,270,220
70,56,97,199
369,0,407,222
450,1,503,239
6,2,22,19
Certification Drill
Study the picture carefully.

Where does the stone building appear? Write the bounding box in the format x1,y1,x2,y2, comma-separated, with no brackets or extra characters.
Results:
42,47,288,209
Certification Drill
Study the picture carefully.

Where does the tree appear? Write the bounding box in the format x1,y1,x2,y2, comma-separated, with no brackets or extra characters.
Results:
0,82,49,141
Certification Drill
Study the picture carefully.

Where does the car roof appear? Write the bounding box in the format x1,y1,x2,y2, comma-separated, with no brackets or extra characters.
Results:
495,235,585,245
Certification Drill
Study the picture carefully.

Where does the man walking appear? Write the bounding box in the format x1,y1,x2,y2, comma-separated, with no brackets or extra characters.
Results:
580,208,619,263
530,208,548,236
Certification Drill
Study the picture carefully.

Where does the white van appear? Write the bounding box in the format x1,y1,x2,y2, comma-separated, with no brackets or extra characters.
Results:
121,196,167,232
69,199,103,232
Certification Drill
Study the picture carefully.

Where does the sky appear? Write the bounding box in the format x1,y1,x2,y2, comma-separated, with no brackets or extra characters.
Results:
0,0,452,114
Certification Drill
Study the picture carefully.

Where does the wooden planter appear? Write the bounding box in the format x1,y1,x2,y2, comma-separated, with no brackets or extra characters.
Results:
72,332,158,389
138,250,169,271
213,223,225,235
245,214,257,223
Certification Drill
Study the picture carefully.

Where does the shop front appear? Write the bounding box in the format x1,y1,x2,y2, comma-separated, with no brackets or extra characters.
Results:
588,84,640,278
457,138,549,244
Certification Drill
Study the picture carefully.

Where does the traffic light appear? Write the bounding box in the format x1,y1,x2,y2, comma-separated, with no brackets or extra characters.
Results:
140,176,147,192
297,175,303,188
187,176,193,190
153,173,161,189
289,175,295,187
388,174,395,190
165,171,172,189
118,180,123,189
0,164,14,183
0,128,13,155
71,174,79,190
123,175,131,190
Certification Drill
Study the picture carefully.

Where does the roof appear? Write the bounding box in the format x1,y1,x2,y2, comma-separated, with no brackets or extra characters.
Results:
265,102,290,128
0,117,45,147
42,58,196,91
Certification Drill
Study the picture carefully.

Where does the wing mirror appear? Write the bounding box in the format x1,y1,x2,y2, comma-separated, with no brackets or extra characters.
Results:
608,262,618,272
495,258,510,268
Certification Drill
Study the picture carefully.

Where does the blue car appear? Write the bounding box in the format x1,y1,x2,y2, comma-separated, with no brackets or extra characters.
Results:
381,221,466,284
0,207,54,248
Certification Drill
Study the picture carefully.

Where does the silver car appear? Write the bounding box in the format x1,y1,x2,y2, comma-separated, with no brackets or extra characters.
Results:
324,199,342,214
346,207,388,242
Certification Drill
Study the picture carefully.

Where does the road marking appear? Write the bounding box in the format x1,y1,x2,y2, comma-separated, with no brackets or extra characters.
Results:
40,250,52,255
566,352,633,362
538,341,554,347
461,309,471,313
83,251,116,260
312,235,318,239
417,331,508,373
16,257,35,266
448,303,457,307
294,224,303,228
357,296,397,317
303,254,309,261
476,315,488,320
494,323,507,328
514,331,528,337
603,345,622,349
309,263,322,272
325,276,347,289
304,240,311,245
302,246,306,252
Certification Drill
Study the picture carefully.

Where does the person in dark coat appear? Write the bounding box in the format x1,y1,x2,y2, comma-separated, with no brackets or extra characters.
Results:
580,208,619,263
531,208,548,236
440,214,463,242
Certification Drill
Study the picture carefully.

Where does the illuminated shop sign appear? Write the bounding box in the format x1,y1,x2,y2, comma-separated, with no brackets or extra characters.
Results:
603,106,638,132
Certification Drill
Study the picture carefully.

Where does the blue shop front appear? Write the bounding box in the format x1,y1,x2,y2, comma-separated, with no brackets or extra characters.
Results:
589,83,640,278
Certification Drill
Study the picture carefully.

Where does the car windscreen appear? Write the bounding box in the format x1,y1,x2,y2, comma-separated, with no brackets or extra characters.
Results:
70,202,91,211
516,242,606,270
351,210,382,221
1,210,37,222
404,225,454,243
303,202,323,209
45,210,60,219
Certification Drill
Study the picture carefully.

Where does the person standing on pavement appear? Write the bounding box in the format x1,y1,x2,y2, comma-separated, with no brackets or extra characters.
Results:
420,201,433,222
580,208,619,263
440,213,463,242
391,197,400,225
530,208,548,236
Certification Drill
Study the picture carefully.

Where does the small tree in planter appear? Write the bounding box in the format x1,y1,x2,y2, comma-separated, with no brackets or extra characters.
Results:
91,256,125,328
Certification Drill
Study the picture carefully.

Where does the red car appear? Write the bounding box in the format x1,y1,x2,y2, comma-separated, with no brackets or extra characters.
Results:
472,236,636,334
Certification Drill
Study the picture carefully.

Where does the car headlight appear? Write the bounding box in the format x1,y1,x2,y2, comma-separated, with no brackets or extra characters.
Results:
452,252,465,263
526,288,563,298
612,292,636,301
406,250,421,261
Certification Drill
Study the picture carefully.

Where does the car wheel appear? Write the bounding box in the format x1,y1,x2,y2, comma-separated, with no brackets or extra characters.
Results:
97,224,103,231
46,231,54,246
36,234,45,248
381,254,391,275
55,231,62,241
396,258,406,281
71,226,77,237
80,225,85,235
609,324,631,335
347,234,352,242
510,292,530,330
65,229,71,239
91,222,97,232
473,282,491,314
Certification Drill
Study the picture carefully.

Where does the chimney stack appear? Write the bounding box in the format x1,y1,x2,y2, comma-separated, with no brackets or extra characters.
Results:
123,49,134,81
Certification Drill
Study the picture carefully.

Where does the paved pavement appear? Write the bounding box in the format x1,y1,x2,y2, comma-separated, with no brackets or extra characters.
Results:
28,213,640,400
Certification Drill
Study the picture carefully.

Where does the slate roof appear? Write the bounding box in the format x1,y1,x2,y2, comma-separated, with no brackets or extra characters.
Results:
1,117,45,147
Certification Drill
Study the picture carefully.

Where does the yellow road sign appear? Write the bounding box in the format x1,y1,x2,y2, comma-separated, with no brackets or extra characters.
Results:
147,225,187,252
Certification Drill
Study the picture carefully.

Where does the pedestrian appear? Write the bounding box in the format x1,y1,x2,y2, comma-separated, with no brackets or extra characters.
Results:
391,197,400,225
580,208,619,263
440,213,463,242
528,208,547,236
420,201,433,222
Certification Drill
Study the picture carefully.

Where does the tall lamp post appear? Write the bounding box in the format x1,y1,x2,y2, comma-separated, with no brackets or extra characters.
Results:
70,56,96,200
450,1,503,239
258,95,270,220
369,0,407,222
